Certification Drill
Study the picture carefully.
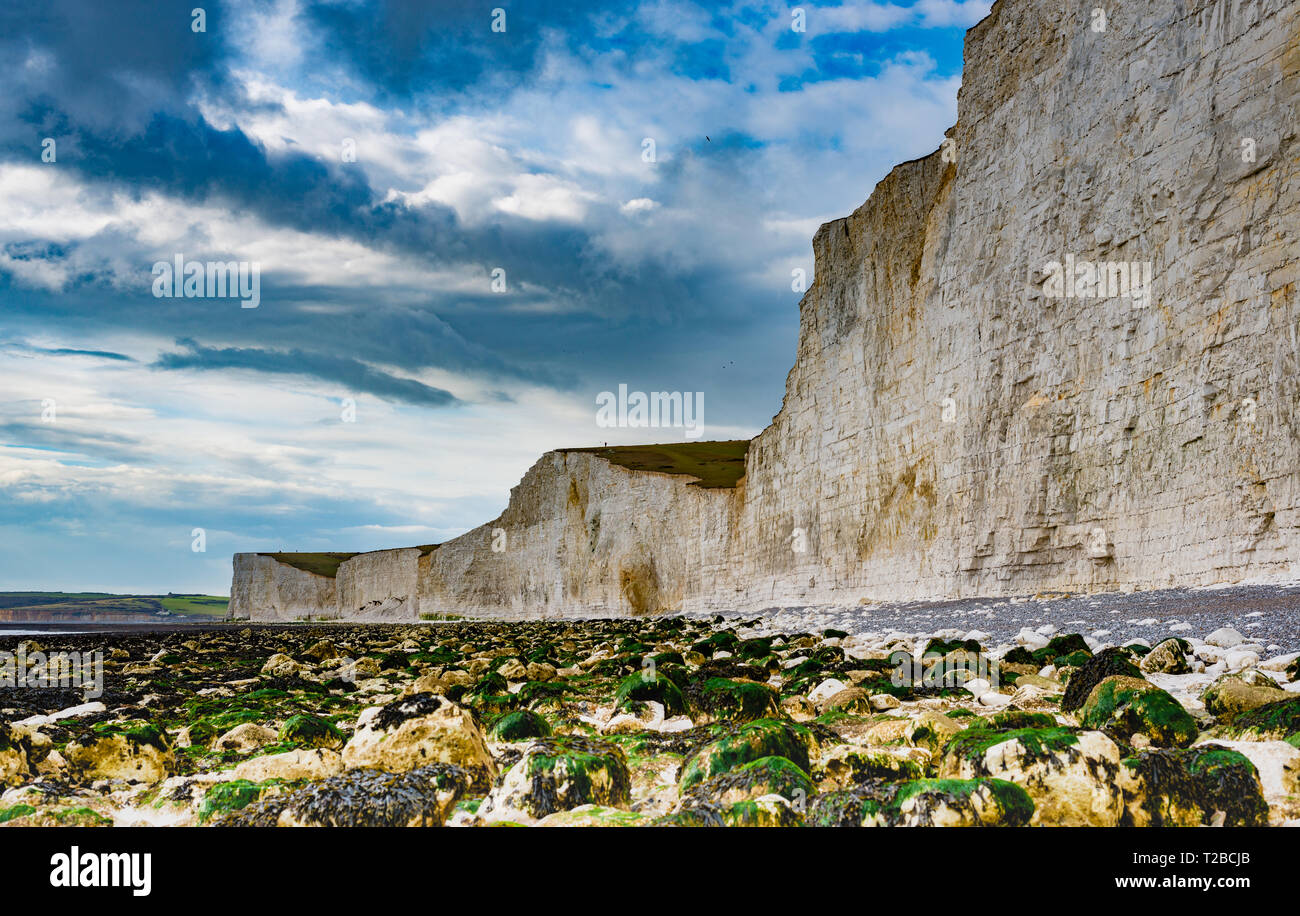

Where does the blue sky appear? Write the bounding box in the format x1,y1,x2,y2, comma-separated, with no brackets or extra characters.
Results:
0,0,988,594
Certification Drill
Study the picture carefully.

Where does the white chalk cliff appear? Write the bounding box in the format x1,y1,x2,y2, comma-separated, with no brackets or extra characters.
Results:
232,0,1300,621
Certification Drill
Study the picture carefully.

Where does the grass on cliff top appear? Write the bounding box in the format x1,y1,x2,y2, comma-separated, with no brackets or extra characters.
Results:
259,553,359,578
160,595,230,616
561,440,751,488
261,545,439,578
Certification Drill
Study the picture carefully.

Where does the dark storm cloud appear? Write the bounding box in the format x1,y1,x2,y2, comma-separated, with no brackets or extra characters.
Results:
153,338,461,406
0,0,796,408
298,0,734,100
5,107,713,321
0,0,234,133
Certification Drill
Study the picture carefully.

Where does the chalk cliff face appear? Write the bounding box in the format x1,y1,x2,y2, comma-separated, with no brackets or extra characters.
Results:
232,0,1300,621
419,451,741,618
730,0,1300,605
231,553,338,621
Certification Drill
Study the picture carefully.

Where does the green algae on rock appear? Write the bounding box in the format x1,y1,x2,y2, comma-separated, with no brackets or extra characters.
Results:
64,721,175,785
1218,697,1300,742
614,672,687,716
341,693,495,786
680,755,813,809
0,611,1289,829
1060,648,1144,712
1077,676,1199,748
939,723,1123,826
1201,672,1290,720
809,777,1034,827
678,719,815,792
489,709,552,742
481,735,632,822
216,764,470,827
1139,638,1191,675
685,676,779,723
1118,745,1268,826
278,714,344,749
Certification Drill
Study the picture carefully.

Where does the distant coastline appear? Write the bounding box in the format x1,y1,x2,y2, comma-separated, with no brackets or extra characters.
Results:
0,592,229,625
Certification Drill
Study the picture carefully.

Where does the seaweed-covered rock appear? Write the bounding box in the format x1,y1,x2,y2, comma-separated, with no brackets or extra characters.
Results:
279,714,344,749
1139,638,1191,675
1192,739,1300,817
817,687,873,715
1001,647,1039,667
884,778,1035,826
64,721,174,784
536,804,649,827
690,631,739,658
678,719,815,792
199,779,272,823
685,677,779,723
1077,676,1199,748
1218,696,1300,741
809,778,1034,827
175,720,217,749
939,724,1123,825
1043,634,1090,659
303,638,340,662
0,722,34,787
907,710,965,754
807,782,899,826
779,695,817,722
1201,672,1290,720
215,723,279,754
662,793,803,827
614,672,686,716
679,755,813,809
1119,745,1268,826
341,693,494,786
216,764,470,826
260,653,305,678
1061,648,1143,712
924,637,984,657
489,709,552,742
480,735,631,822
988,710,1058,730
815,745,926,791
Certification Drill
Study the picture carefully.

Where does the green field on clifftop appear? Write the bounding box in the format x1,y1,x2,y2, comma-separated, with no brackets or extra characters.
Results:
258,552,360,578
562,439,751,488
261,544,439,578
0,593,228,620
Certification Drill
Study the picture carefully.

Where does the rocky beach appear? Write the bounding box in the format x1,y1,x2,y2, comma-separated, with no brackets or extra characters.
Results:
3,586,1298,828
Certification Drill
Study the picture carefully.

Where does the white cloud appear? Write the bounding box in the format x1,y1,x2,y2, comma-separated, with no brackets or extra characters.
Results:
915,0,993,29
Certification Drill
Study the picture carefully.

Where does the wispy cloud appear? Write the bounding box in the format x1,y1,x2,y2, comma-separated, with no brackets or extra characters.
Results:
153,338,460,407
